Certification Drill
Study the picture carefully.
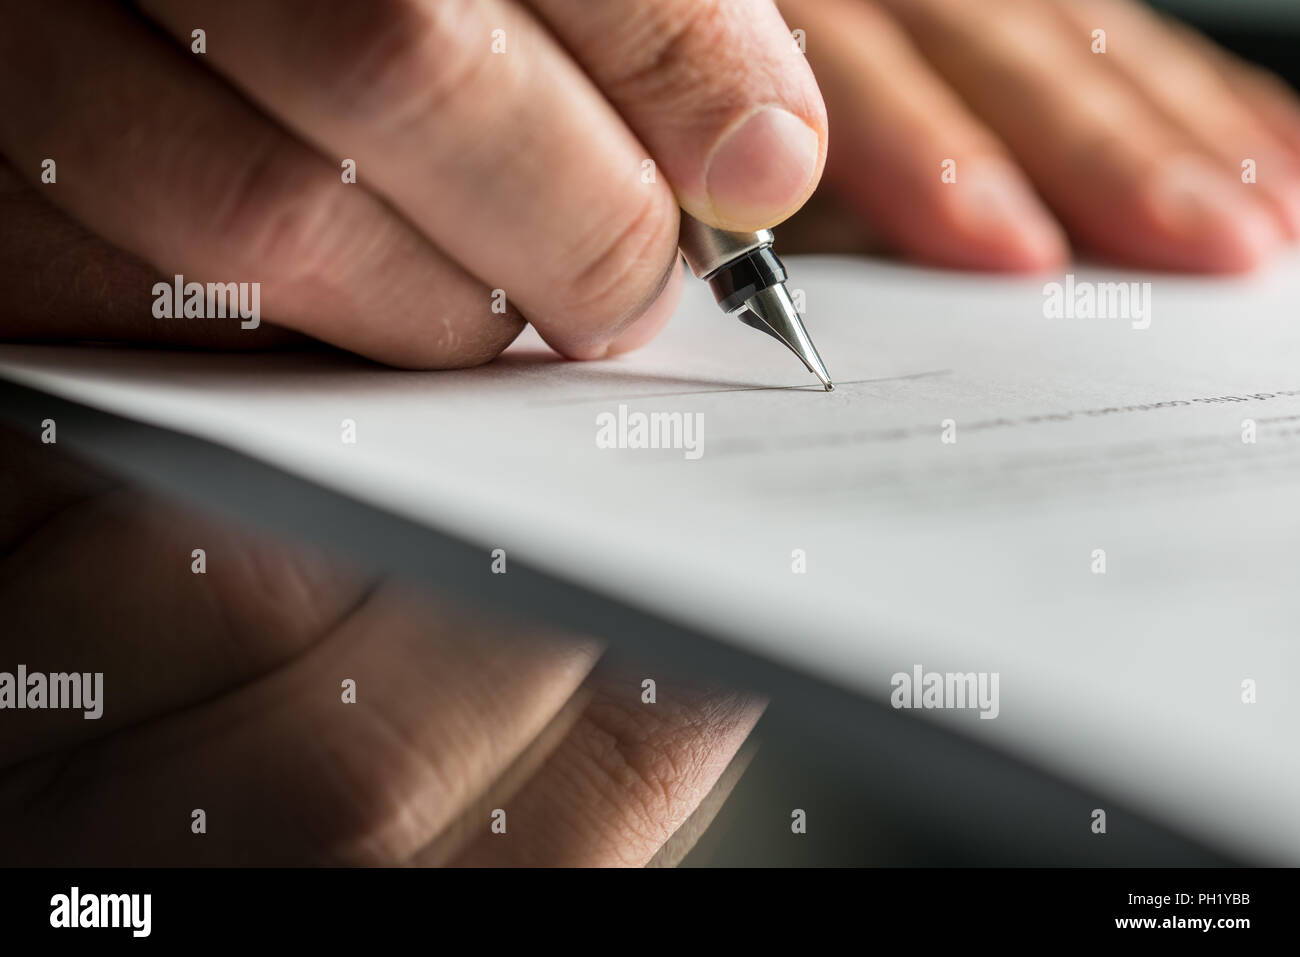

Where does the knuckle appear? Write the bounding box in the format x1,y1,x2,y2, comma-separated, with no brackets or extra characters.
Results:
328,0,491,131
557,189,679,330
206,537,360,662
314,716,450,865
212,140,351,283
600,0,725,100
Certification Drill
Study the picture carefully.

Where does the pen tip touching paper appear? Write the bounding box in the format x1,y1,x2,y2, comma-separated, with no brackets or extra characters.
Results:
739,284,835,392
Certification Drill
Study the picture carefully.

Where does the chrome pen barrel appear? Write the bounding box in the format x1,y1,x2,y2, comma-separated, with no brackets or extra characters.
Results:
678,212,774,279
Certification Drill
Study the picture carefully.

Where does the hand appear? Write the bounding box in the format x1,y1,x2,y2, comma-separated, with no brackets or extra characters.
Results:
780,0,1300,272
0,428,762,865
0,0,827,365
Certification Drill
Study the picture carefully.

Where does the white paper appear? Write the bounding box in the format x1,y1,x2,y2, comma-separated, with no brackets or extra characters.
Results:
3,254,1299,860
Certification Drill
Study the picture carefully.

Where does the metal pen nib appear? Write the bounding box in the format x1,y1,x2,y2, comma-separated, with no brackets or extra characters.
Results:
739,284,834,391
678,212,834,391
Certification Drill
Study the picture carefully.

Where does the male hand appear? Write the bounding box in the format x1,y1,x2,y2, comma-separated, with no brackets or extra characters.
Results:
0,0,827,365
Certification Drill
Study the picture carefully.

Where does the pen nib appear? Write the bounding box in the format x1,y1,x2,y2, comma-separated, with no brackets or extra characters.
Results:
739,284,834,391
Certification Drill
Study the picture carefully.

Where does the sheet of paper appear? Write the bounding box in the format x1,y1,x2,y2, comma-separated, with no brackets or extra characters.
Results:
3,254,1299,861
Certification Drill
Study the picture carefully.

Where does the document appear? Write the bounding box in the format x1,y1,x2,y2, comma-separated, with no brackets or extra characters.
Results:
3,254,1299,861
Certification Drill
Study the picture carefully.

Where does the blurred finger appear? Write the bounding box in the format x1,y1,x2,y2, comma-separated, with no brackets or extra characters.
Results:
1056,0,1300,238
1117,6,1300,160
782,0,1067,271
445,668,764,867
0,430,372,767
879,0,1281,272
1222,63,1300,160
0,584,600,865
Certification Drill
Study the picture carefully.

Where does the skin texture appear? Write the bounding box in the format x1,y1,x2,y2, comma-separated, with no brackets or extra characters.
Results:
0,0,826,366
0,427,764,866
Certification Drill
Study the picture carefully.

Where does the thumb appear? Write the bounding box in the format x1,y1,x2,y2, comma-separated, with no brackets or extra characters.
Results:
530,0,828,231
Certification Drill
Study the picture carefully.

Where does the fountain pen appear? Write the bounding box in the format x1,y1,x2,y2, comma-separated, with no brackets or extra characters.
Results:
678,212,833,391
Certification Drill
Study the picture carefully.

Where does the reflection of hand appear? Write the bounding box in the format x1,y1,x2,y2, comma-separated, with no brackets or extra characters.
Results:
0,0,827,364
782,0,1300,272
0,429,762,865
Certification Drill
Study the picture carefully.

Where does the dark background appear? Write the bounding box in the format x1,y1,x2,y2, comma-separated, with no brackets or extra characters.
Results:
1152,0,1300,87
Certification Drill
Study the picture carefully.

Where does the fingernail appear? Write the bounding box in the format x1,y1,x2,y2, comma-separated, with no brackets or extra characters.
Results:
559,257,682,361
604,261,684,357
1150,155,1280,260
705,107,821,230
957,161,1069,266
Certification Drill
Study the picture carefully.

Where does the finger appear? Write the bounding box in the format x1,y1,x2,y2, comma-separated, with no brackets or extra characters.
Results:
1222,63,1300,161
1057,0,1300,238
0,455,372,768
444,668,765,867
646,734,758,867
528,0,827,232
781,0,1067,271
0,162,304,348
878,0,1281,273
602,261,684,358
409,678,596,866
0,0,524,368
136,0,680,361
1,585,600,865
1111,7,1300,161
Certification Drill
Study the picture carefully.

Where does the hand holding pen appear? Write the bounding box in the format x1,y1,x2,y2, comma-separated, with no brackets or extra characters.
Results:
0,0,826,369
3,0,1297,365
